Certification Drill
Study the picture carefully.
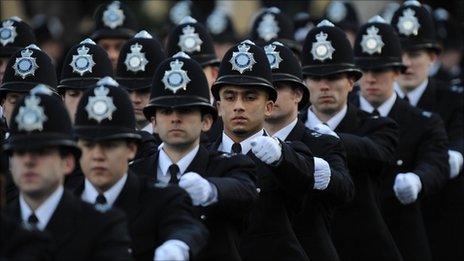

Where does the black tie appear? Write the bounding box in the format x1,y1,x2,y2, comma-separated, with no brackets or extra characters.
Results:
28,213,39,228
232,143,242,154
403,95,410,104
168,164,180,184
372,109,380,116
95,194,107,205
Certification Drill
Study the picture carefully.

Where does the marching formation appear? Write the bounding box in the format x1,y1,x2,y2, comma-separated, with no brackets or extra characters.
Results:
0,1,463,261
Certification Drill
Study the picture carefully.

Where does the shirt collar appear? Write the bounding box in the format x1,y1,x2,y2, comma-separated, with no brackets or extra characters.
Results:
141,123,153,134
305,105,347,130
271,118,298,141
158,145,199,176
359,92,397,117
394,79,428,107
220,129,265,154
81,174,128,207
20,186,64,231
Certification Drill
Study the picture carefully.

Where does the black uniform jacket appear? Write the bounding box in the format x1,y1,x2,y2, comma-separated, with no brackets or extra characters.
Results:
301,103,402,261
5,190,133,261
210,133,315,261
130,145,257,261
289,120,353,261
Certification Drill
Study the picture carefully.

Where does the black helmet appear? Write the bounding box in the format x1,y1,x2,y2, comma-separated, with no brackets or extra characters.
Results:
264,41,309,110
211,40,277,101
1,44,57,97
293,12,315,45
144,52,217,121
91,1,138,42
115,30,166,91
165,16,219,67
74,76,141,141
206,8,238,44
249,7,301,53
323,1,360,33
300,20,362,80
58,38,113,91
3,84,80,157
433,8,462,51
0,17,37,58
354,16,406,72
390,0,440,53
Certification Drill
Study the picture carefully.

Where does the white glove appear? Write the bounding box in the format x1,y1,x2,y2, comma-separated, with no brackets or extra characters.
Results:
250,136,282,164
312,123,339,138
393,173,422,205
313,157,331,190
154,239,189,261
448,150,463,179
179,172,215,206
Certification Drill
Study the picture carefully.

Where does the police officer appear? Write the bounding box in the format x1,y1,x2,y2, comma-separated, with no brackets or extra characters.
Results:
73,76,208,261
299,20,401,260
391,1,464,260
263,41,354,261
0,17,36,83
352,15,450,261
249,7,301,56
91,1,138,70
323,1,360,47
115,30,166,133
210,39,315,260
165,16,219,91
1,44,57,126
58,38,113,123
3,85,132,261
205,7,238,60
129,52,257,261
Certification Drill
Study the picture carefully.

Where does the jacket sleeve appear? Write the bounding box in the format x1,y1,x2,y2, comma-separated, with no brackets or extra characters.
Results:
157,187,209,258
338,116,399,175
205,154,258,220
413,114,450,196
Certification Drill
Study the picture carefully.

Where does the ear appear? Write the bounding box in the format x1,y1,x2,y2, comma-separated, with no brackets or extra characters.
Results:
427,51,438,63
201,114,213,132
264,100,274,117
126,142,138,161
293,88,303,104
216,100,223,117
347,77,355,92
62,154,76,176
211,66,219,82
151,115,159,134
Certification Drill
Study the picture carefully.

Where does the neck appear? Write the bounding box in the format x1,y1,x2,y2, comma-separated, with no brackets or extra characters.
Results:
224,127,262,143
163,139,199,163
22,185,60,211
135,120,149,130
265,112,297,136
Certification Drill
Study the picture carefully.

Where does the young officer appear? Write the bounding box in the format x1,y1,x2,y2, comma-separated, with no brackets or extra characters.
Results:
353,15,449,261
391,2,464,260
4,86,132,261
299,20,401,261
73,77,208,261
210,40,316,261
130,52,258,261
263,41,354,261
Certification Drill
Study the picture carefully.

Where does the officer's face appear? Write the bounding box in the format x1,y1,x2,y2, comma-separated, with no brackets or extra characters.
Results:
398,50,436,91
217,86,273,140
0,57,9,83
98,38,126,70
360,68,399,107
305,73,354,116
152,107,212,148
78,139,137,192
128,89,151,123
63,89,84,123
2,92,24,125
266,83,302,124
11,147,75,198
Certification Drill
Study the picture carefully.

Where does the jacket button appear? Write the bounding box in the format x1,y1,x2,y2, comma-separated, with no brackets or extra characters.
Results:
200,215,206,220
397,159,403,166
256,188,261,193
